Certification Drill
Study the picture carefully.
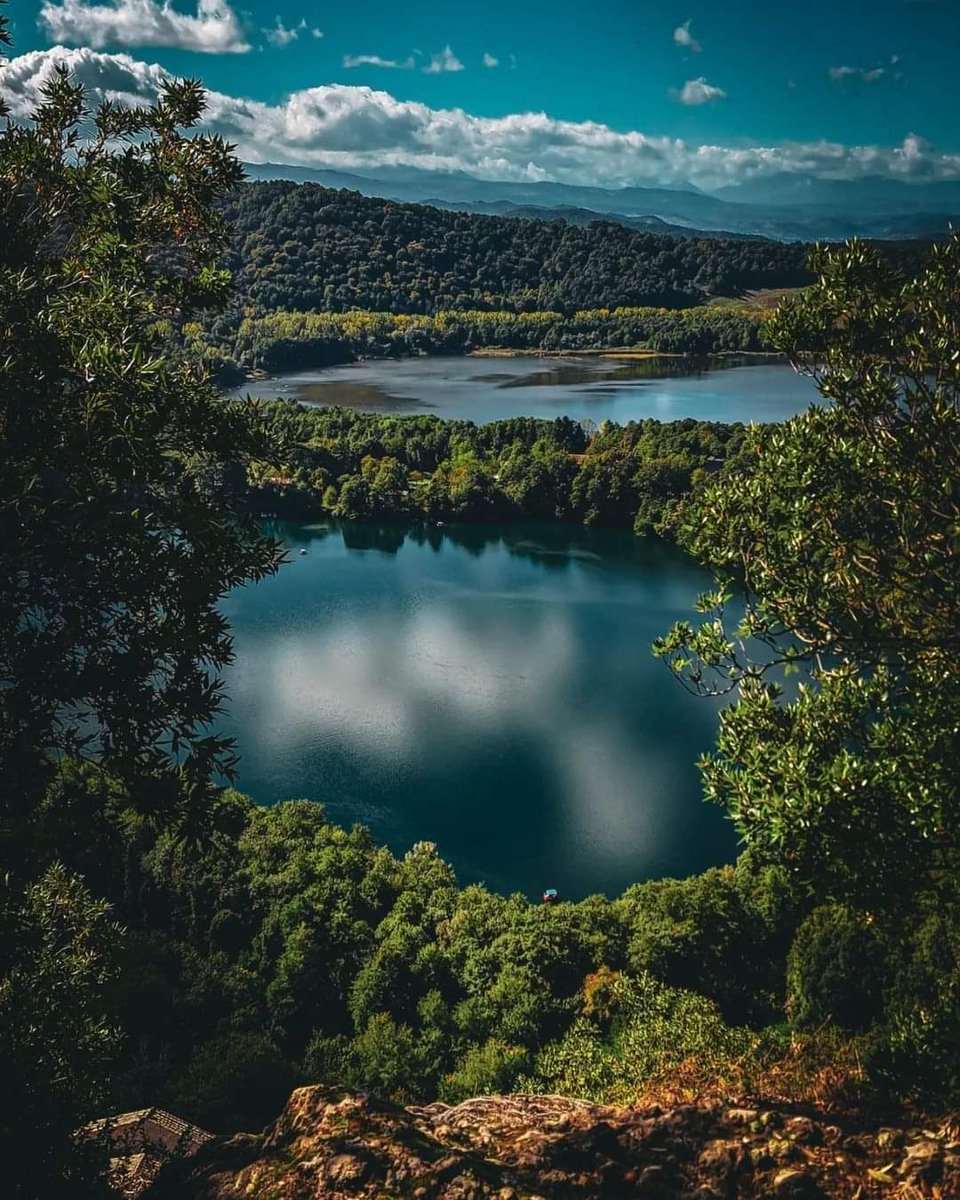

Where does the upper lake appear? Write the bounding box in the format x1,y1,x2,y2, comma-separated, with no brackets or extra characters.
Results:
227,355,816,425
218,520,738,900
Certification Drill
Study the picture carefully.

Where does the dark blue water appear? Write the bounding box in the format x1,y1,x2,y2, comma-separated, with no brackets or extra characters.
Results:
228,356,815,425
218,521,738,899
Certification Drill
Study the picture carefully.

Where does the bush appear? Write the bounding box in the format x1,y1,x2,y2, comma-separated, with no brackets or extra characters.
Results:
786,905,887,1032
519,972,756,1104
439,1039,530,1103
172,1032,298,1132
618,862,795,1026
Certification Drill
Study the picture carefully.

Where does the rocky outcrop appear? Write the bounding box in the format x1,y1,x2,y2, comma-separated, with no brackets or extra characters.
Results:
144,1086,960,1199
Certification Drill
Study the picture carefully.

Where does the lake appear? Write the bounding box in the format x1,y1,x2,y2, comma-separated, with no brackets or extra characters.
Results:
219,520,738,899
227,355,816,425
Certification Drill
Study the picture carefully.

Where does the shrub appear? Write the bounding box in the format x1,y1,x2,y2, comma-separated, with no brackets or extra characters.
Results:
439,1039,529,1104
519,972,756,1104
786,905,887,1032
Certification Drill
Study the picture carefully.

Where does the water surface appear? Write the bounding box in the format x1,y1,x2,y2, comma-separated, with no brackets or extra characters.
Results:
227,355,815,425
219,520,737,898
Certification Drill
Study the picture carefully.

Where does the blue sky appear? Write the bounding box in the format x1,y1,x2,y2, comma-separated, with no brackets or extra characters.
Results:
2,0,959,190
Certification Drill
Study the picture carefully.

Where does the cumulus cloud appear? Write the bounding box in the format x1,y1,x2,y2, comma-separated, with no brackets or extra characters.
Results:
3,47,959,191
423,45,463,74
673,20,701,52
673,77,726,105
483,52,499,68
343,53,415,70
39,0,250,54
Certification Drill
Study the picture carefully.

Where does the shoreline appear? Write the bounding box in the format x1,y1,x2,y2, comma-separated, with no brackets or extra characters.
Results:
466,347,786,362
466,347,674,360
238,347,787,383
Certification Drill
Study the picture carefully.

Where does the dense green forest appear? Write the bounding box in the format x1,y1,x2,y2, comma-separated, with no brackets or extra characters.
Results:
218,182,813,315
186,182,934,377
189,181,787,376
247,406,750,537
2,15,960,1196
40,769,960,1133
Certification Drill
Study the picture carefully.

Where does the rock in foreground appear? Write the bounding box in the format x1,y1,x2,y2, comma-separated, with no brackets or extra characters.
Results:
146,1085,960,1199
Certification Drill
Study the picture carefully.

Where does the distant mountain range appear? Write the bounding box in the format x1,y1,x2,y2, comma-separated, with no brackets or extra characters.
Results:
716,173,960,215
418,199,758,241
242,161,959,242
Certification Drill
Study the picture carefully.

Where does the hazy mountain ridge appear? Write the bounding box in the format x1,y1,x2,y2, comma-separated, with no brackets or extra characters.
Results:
417,198,760,241
715,172,960,213
242,161,960,241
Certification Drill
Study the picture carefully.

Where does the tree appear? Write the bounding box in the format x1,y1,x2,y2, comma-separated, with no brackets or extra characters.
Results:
0,13,281,1189
655,237,960,905
0,865,120,1198
0,32,280,847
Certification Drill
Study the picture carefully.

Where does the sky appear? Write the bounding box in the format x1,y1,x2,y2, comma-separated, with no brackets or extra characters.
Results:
2,0,959,192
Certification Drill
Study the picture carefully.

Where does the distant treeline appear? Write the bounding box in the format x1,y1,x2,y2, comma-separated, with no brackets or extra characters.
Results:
188,306,774,377
217,182,814,315
247,405,752,537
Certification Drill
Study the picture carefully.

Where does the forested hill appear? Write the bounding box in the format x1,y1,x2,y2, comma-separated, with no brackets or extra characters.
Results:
219,182,813,315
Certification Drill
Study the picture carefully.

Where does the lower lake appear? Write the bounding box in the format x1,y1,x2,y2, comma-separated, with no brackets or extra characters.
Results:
219,520,738,899
227,355,816,425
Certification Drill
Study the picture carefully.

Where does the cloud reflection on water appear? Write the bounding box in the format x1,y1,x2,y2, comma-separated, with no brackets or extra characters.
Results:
221,530,734,896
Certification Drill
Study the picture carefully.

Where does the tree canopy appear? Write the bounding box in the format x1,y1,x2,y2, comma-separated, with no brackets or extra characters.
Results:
655,236,960,905
218,181,813,316
0,45,279,838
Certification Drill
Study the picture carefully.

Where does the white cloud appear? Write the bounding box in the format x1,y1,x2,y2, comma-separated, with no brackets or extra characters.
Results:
423,45,463,74
262,17,320,47
483,52,499,69
4,47,959,191
263,17,295,47
39,0,250,54
829,63,888,83
343,53,415,70
673,77,726,105
673,20,701,52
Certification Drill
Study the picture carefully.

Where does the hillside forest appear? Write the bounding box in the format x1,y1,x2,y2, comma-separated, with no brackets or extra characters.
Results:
220,182,813,314
182,183,932,377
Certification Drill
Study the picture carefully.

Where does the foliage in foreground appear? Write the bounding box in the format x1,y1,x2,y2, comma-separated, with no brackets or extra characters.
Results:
521,972,757,1105
656,235,960,909
36,766,960,1136
0,17,280,1194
